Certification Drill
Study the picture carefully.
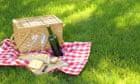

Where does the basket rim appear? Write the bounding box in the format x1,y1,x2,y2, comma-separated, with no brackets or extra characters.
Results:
13,15,63,29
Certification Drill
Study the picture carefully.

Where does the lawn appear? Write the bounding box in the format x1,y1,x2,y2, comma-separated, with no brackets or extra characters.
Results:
0,0,140,84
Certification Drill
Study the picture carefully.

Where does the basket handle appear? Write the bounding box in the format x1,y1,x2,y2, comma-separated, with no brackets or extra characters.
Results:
10,33,15,40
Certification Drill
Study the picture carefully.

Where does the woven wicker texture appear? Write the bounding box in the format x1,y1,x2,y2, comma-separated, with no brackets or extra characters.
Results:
12,15,63,52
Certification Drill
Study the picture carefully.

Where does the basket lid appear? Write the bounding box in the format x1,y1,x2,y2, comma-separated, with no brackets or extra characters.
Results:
13,15,63,29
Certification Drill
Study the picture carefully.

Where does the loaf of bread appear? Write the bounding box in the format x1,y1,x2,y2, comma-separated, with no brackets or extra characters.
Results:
18,54,50,64
28,59,44,70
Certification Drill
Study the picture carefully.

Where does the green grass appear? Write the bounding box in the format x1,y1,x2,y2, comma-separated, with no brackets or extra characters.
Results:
0,0,140,84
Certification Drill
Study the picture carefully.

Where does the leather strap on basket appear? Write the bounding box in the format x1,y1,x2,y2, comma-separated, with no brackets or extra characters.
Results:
10,29,31,49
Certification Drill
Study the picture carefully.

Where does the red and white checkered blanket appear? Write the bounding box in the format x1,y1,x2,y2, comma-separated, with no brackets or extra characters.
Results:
0,39,91,76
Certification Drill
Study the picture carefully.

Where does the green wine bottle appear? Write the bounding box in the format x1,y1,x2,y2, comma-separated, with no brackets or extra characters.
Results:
47,26,63,56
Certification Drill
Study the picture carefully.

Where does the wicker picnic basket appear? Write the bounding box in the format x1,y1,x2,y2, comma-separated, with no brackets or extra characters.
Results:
11,15,64,53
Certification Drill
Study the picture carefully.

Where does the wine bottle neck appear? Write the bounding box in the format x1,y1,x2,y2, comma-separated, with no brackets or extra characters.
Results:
47,26,53,35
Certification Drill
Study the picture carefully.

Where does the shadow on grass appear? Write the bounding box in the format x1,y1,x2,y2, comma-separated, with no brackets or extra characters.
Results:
0,0,94,40
62,0,140,83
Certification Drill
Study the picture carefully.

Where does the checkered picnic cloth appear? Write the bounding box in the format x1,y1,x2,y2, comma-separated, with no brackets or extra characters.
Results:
0,39,91,76
0,39,28,66
59,42,91,75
